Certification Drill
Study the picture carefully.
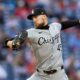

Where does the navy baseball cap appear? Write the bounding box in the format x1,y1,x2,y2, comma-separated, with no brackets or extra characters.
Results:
27,8,47,20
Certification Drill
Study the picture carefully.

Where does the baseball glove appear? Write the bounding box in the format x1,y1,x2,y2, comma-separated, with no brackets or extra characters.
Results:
12,30,28,50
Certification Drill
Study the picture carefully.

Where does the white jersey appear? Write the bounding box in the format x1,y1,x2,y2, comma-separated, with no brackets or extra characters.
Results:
27,22,63,70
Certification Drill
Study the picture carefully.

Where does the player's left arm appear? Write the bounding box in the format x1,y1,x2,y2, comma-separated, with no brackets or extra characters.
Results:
4,30,28,50
60,20,80,30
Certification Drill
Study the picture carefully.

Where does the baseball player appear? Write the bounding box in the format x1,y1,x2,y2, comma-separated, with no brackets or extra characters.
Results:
4,8,80,80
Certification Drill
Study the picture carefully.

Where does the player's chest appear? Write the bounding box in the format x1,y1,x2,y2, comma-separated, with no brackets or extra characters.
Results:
32,30,60,46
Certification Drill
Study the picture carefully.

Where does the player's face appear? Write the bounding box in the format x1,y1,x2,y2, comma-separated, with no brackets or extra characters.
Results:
32,15,48,29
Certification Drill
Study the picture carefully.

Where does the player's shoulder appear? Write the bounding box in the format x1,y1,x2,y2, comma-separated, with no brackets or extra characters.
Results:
26,28,35,32
49,22,62,30
26,28,37,34
26,28,36,38
49,22,61,27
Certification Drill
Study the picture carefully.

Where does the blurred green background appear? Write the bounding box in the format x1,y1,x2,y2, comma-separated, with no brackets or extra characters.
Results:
0,0,80,80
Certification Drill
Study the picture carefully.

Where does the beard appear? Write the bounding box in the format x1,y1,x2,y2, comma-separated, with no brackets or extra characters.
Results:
37,23,45,29
36,22,49,29
35,21,46,29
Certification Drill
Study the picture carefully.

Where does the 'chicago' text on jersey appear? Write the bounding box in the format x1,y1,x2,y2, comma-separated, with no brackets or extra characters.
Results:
38,33,60,45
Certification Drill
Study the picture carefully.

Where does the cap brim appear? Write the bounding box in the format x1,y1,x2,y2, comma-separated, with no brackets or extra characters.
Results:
27,14,38,20
27,14,33,20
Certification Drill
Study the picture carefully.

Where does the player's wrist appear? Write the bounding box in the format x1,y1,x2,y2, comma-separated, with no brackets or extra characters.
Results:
7,41,13,49
3,39,12,48
79,20,80,24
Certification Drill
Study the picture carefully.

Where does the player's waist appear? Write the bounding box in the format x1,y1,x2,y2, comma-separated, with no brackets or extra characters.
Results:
36,65,64,75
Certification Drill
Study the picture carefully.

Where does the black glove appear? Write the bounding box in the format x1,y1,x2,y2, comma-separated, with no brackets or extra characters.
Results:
12,30,28,50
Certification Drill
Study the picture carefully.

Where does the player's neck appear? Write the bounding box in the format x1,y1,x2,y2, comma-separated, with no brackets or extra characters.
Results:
37,24,49,29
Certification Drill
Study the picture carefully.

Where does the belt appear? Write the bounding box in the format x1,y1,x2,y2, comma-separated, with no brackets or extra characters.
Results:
37,66,64,75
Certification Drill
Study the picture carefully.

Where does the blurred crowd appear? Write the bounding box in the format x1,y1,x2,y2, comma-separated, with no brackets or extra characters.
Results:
0,0,80,80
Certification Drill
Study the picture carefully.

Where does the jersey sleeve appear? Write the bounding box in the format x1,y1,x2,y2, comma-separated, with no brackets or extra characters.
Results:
49,22,62,30
49,22,62,37
26,28,35,41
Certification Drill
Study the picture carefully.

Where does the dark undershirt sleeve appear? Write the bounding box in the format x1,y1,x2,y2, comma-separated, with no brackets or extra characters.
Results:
60,20,80,30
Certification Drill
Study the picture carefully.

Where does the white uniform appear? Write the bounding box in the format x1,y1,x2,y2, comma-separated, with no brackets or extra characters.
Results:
26,22,69,80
